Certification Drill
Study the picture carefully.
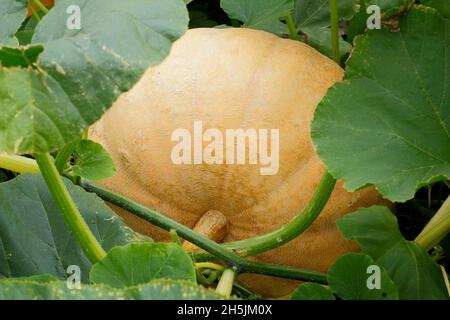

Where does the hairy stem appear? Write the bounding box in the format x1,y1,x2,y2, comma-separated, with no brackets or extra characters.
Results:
0,154,40,174
221,172,336,256
82,180,327,283
0,154,328,283
285,13,299,41
32,0,49,14
416,195,450,251
330,0,340,64
35,153,106,263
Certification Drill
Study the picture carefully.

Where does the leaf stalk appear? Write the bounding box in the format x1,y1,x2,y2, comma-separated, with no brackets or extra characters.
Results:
330,0,340,64
416,195,450,251
285,13,299,41
34,153,106,264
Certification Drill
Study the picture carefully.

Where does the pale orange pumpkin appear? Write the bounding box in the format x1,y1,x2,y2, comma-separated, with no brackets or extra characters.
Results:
91,28,387,296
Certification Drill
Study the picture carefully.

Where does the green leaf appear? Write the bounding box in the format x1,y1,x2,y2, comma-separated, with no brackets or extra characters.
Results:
327,253,398,300
294,0,357,29
0,68,87,154
0,0,28,46
71,139,116,181
0,278,222,300
90,243,196,288
367,0,414,19
255,18,289,36
0,0,189,155
421,0,450,19
0,174,150,282
302,26,352,58
293,0,355,58
347,0,370,43
0,45,43,68
0,170,8,183
13,274,60,283
336,206,449,299
15,29,35,46
0,68,88,154
15,14,41,46
127,280,222,300
32,0,188,126
220,0,293,30
189,10,219,28
291,283,335,300
312,6,450,202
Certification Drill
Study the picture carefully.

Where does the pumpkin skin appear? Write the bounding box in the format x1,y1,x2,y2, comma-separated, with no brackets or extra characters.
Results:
91,28,387,296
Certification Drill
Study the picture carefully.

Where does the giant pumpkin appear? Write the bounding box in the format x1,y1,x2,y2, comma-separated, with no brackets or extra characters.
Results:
91,28,387,296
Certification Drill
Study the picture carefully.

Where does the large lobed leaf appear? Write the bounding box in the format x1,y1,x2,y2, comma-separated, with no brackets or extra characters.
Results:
90,243,197,288
367,0,415,18
0,277,222,300
0,174,150,282
327,253,398,300
312,6,450,202
220,0,293,34
0,0,189,155
0,67,87,154
294,0,356,58
0,0,27,46
0,45,43,68
70,139,116,181
336,206,449,299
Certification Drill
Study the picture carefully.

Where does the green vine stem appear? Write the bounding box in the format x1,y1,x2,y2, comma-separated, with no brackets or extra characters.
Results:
330,0,340,64
416,195,450,251
285,13,299,41
231,19,240,27
32,0,49,14
82,180,327,283
220,172,336,257
0,154,40,174
0,154,328,283
34,153,106,264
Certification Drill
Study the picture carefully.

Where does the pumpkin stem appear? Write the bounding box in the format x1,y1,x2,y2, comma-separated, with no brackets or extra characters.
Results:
183,210,228,252
416,195,450,250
